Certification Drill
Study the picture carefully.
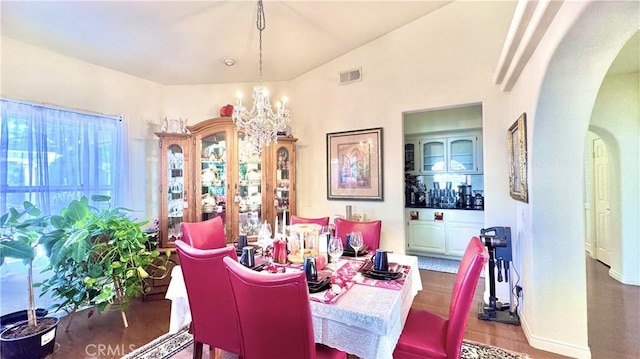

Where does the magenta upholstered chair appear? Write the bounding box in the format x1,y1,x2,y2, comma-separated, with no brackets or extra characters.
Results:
290,215,330,226
180,216,226,250
392,237,489,359
223,257,347,359
175,240,242,359
334,218,382,251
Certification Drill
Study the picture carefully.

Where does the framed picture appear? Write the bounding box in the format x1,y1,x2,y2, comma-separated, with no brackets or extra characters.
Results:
326,127,383,201
508,113,528,202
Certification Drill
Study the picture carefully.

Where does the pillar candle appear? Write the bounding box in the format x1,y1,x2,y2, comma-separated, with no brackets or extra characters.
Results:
282,211,287,235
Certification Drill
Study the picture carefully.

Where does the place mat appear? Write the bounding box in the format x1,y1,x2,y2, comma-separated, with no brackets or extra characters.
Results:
355,262,410,291
309,260,364,304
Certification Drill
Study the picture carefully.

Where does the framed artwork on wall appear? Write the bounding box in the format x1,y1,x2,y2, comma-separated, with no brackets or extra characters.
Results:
326,127,383,201
508,113,528,202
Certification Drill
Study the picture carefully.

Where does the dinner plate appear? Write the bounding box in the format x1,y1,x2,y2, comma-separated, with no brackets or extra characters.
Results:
361,270,403,281
307,276,331,293
360,260,404,280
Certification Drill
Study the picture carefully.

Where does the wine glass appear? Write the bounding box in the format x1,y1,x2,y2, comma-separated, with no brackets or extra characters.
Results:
258,221,273,256
350,231,363,259
328,237,344,271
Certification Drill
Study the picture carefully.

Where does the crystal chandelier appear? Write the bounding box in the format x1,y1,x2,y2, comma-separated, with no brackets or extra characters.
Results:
233,0,289,154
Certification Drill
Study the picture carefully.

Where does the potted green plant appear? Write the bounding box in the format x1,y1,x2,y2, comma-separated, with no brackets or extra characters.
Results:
0,202,60,359
39,195,169,331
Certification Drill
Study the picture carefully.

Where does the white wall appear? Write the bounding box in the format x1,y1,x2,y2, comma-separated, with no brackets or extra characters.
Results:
163,82,290,123
507,1,639,357
404,104,482,134
288,1,516,254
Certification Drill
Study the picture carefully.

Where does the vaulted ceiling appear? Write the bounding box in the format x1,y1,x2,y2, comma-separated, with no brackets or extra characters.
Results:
2,1,636,87
1,0,453,85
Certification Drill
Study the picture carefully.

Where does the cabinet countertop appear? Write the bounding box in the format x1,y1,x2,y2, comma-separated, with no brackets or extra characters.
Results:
405,205,483,211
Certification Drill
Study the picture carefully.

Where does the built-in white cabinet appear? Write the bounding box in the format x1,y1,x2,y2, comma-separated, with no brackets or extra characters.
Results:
406,208,483,259
407,131,482,175
407,218,445,254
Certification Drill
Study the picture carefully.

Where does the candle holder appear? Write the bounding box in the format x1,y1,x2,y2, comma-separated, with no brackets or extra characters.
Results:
287,223,321,264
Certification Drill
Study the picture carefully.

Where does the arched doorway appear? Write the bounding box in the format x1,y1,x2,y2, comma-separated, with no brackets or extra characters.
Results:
523,1,638,358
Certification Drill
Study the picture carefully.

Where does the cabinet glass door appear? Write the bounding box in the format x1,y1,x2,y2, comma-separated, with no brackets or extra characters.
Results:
449,138,474,172
238,133,263,237
274,145,291,234
166,144,185,246
200,132,227,231
422,140,446,172
404,142,416,173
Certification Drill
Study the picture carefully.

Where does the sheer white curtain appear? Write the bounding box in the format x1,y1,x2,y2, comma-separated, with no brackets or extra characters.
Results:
0,98,129,314
0,99,128,215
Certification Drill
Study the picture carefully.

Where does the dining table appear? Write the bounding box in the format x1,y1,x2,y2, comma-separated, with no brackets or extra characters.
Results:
165,252,422,359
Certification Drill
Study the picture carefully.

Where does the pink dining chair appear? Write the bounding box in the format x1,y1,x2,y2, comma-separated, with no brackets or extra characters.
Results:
223,257,347,359
290,215,330,226
334,217,382,251
175,240,242,359
181,216,226,250
392,236,489,359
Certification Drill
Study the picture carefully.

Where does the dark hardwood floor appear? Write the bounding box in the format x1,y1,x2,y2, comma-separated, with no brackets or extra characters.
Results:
586,256,640,359
48,259,637,358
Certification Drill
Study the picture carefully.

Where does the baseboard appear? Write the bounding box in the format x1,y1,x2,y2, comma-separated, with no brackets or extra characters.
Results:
609,268,640,286
521,314,592,359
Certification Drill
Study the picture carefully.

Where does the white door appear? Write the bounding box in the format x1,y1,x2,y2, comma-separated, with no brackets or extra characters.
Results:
593,138,612,266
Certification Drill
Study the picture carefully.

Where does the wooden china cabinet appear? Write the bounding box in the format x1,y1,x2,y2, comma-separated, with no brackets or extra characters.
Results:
155,117,297,247
154,131,192,249
147,131,190,300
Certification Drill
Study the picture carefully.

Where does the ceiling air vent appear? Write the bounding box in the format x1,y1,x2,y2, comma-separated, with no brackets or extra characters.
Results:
339,67,362,85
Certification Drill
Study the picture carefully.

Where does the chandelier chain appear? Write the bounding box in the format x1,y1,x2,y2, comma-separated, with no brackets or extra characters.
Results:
257,0,265,85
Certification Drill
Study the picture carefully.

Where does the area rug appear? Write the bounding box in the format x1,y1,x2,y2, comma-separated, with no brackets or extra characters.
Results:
417,255,461,274
121,325,530,359
417,255,485,278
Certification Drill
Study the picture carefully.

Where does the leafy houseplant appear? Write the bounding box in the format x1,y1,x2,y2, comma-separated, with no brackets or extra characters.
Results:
40,195,169,331
0,202,60,359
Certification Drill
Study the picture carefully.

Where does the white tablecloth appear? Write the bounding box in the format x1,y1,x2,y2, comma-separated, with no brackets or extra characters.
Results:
165,253,421,359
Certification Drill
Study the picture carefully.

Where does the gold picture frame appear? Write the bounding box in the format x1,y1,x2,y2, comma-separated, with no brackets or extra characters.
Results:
326,127,383,201
508,113,528,202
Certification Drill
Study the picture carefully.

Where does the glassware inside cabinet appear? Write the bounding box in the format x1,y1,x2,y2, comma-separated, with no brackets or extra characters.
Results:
238,133,262,237
274,146,291,233
167,145,184,245
201,132,227,227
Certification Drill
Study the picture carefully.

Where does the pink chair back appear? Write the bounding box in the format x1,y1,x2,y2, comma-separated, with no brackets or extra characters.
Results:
175,241,241,355
290,215,330,226
445,236,489,358
181,216,226,249
223,257,316,359
334,218,382,251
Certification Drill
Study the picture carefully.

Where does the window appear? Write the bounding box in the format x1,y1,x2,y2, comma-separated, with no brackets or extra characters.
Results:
0,98,128,314
0,99,127,215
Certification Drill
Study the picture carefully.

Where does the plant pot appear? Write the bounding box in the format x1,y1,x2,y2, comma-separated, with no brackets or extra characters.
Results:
0,317,59,359
0,309,48,332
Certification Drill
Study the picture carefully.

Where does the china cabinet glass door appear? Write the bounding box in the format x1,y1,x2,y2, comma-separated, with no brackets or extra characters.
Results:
238,133,263,237
422,140,446,173
449,138,474,172
274,145,291,234
200,132,227,232
166,144,185,246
